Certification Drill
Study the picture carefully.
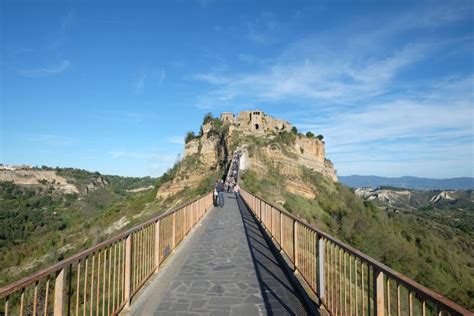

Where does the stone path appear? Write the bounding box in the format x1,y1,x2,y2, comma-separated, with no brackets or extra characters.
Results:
130,193,311,315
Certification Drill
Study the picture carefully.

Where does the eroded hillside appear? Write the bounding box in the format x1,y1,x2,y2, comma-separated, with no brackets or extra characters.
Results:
0,166,186,286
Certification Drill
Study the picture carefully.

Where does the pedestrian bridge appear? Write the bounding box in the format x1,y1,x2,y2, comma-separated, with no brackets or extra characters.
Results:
0,167,471,315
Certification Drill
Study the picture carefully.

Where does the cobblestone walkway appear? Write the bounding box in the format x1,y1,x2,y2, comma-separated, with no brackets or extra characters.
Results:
130,193,310,315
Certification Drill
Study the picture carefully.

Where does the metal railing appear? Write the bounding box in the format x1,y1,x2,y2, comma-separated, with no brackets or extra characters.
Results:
0,192,213,315
240,190,472,316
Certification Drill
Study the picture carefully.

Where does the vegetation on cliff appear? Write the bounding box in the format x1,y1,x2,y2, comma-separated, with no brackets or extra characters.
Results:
240,165,473,309
0,163,218,287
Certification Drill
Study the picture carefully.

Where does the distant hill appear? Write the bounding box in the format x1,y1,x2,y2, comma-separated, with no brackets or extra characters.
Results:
0,165,197,287
339,175,474,190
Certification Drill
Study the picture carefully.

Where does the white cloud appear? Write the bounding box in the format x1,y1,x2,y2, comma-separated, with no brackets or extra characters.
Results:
109,151,151,159
166,136,184,145
20,60,70,77
190,5,473,177
246,11,282,44
133,69,166,93
27,134,74,146
133,72,147,94
158,69,166,86
192,39,429,109
109,150,180,176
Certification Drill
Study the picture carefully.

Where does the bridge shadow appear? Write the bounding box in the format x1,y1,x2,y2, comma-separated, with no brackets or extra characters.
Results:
236,195,319,315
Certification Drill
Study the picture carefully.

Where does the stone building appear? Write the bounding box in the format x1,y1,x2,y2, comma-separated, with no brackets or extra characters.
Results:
221,110,292,134
220,112,235,124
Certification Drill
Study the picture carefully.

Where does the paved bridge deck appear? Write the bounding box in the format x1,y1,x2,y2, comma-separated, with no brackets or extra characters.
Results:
129,193,314,315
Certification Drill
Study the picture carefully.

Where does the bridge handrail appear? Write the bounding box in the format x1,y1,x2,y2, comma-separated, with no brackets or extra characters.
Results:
1,191,213,315
240,189,472,316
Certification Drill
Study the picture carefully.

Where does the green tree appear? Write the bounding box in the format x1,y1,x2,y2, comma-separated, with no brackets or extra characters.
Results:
316,134,324,140
306,131,315,138
185,131,197,143
291,126,298,134
203,112,214,125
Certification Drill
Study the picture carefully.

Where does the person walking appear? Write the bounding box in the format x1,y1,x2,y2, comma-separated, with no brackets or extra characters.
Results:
213,180,219,207
233,183,240,197
217,179,225,207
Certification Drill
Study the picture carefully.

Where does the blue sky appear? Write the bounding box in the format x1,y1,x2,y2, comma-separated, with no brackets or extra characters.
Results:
1,0,473,178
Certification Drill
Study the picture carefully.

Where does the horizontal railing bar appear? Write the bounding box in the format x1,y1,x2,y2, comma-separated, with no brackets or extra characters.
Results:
242,190,472,315
0,192,211,298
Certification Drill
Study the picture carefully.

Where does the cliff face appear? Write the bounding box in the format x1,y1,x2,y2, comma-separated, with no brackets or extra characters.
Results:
156,110,337,199
0,168,110,195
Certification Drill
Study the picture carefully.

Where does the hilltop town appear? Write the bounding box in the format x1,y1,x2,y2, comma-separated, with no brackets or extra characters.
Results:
157,110,337,199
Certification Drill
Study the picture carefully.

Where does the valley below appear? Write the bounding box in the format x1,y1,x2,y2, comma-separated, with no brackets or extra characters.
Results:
1,112,472,310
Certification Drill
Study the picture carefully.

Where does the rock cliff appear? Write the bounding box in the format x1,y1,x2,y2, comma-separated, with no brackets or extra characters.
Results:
156,110,337,199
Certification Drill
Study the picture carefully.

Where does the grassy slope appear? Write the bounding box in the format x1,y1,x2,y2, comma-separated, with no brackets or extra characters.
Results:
241,165,473,310
0,163,220,286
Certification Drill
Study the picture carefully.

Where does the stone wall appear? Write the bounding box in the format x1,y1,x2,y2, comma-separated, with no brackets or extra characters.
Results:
234,110,292,134
158,109,337,200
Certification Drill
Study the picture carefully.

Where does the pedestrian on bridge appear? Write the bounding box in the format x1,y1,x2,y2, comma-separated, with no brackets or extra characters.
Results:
233,183,240,197
213,180,219,206
217,179,225,207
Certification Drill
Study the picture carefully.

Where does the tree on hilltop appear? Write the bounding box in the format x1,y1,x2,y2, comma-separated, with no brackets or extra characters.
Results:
306,131,315,138
185,131,197,143
203,112,214,125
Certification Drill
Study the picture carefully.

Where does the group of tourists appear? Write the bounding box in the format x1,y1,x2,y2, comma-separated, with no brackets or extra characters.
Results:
213,151,242,207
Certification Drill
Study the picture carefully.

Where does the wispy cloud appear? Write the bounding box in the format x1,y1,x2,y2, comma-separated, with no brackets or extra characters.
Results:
109,150,180,176
158,69,166,86
109,151,151,159
132,69,166,94
293,75,474,177
193,5,471,108
27,134,74,146
20,60,71,77
93,111,160,123
48,10,77,50
166,136,184,145
133,72,147,94
246,11,282,44
191,5,473,177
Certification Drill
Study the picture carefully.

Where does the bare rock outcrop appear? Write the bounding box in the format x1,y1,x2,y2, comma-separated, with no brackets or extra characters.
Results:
0,169,79,193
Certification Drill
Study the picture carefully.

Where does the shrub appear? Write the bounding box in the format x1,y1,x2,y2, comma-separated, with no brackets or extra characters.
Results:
185,131,198,143
203,112,214,125
306,131,315,138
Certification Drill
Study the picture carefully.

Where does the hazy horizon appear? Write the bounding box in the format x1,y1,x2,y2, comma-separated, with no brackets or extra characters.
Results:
2,1,473,178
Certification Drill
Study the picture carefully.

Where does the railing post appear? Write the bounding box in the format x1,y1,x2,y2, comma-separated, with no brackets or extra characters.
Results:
124,234,132,308
270,206,273,234
317,236,325,304
293,220,298,270
154,220,161,271
374,268,385,316
53,268,65,316
172,212,176,249
279,211,283,249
